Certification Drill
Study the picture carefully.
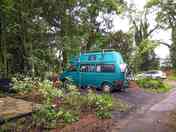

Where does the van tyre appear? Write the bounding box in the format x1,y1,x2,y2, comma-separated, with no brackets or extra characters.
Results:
102,83,113,93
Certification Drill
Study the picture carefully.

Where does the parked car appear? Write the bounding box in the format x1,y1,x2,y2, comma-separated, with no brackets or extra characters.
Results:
136,70,166,80
145,70,166,79
60,49,129,92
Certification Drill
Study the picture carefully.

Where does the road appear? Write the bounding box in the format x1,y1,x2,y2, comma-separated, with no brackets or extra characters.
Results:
112,81,176,132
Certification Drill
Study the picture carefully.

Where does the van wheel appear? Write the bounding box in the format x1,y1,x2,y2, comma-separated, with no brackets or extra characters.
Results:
102,83,113,93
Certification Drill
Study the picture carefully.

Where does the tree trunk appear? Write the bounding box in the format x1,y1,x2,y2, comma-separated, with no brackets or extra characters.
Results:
170,27,176,70
0,14,8,78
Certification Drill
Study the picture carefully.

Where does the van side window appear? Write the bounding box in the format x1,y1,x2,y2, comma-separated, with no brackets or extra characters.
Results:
80,64,96,72
96,64,115,73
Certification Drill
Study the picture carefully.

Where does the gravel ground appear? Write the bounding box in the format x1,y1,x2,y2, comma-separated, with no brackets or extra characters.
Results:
111,81,176,132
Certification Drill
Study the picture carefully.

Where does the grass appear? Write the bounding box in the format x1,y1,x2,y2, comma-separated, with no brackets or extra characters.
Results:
137,78,171,94
168,75,176,81
143,84,171,93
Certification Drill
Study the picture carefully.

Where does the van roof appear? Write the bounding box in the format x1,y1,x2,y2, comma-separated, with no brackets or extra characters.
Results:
81,51,121,56
82,49,116,54
70,51,123,64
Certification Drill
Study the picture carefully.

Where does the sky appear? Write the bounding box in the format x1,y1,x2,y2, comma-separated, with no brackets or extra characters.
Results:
112,0,170,59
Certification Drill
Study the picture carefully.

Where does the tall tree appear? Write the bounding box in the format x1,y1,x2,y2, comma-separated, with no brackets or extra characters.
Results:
0,0,14,77
101,31,133,62
0,0,127,77
128,9,160,72
147,0,176,70
78,0,126,51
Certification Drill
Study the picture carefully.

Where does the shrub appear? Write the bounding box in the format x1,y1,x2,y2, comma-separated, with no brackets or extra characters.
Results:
12,77,34,94
33,105,59,128
58,108,79,123
95,94,113,119
38,80,63,104
33,84,114,128
33,105,79,128
33,81,80,128
137,78,171,93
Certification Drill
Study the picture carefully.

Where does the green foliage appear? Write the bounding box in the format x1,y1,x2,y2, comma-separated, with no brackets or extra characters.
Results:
62,88,114,119
33,105,59,128
138,40,158,56
33,105,79,128
38,80,63,104
101,31,133,63
137,78,171,93
128,6,160,72
0,0,127,76
58,109,79,123
33,81,79,128
146,0,160,8
95,94,113,119
33,82,114,127
12,77,34,94
170,29,176,70
131,39,159,72
146,0,176,70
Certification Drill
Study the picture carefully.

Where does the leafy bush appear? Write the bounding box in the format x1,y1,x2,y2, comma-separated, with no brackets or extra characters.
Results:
12,77,34,94
38,80,63,104
33,105,59,128
95,94,113,119
10,77,113,128
33,82,114,128
58,108,79,123
62,91,113,119
33,81,80,128
137,78,171,93
33,105,79,128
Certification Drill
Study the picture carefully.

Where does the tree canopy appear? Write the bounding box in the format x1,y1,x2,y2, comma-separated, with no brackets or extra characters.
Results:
0,0,175,78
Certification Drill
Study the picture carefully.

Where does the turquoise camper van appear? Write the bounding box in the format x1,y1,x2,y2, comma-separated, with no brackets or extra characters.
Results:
60,50,129,92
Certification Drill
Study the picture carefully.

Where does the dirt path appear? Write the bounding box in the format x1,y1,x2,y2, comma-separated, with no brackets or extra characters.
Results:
112,81,176,132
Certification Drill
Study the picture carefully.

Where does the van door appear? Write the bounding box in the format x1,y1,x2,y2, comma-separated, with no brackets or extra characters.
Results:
80,64,96,87
95,64,116,87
